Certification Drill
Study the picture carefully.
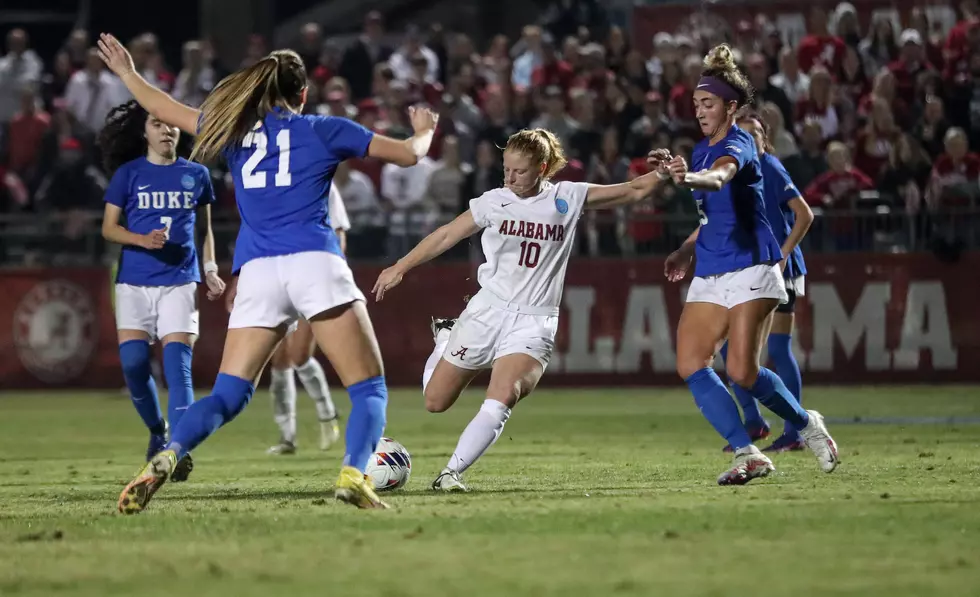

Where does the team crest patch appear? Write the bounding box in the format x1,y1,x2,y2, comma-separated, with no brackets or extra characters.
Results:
555,198,569,214
181,174,196,190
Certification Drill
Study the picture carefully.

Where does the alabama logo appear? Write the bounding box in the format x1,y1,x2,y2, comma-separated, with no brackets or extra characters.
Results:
13,280,98,383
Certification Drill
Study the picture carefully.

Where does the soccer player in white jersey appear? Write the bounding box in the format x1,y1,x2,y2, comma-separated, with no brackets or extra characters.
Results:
265,184,349,455
374,128,670,491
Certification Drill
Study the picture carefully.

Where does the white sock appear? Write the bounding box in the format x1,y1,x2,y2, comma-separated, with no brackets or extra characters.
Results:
270,367,297,444
447,399,511,473
423,328,451,394
295,358,337,421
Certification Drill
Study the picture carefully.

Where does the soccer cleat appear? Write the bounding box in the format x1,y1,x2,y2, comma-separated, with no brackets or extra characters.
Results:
118,449,177,514
146,432,168,462
762,432,806,453
334,465,390,509
267,440,297,455
319,418,340,451
722,420,771,452
430,317,456,339
431,468,468,492
717,445,775,486
799,410,840,473
170,453,194,482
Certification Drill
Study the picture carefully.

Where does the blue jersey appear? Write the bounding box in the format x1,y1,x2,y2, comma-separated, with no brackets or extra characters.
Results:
760,152,807,280
691,125,783,277
105,157,215,286
220,108,374,273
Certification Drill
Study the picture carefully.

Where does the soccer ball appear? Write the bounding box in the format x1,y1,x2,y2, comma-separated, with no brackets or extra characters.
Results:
365,437,412,492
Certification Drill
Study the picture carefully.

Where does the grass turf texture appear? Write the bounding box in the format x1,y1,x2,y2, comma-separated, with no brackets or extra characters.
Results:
1,386,979,596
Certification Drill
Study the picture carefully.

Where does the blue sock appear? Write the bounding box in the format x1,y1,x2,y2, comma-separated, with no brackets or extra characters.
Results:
768,334,803,437
166,373,255,459
163,342,195,431
686,368,752,451
737,367,809,431
344,376,388,473
120,340,165,436
719,341,765,429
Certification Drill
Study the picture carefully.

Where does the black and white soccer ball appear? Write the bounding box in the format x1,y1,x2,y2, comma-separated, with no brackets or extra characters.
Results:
365,437,412,492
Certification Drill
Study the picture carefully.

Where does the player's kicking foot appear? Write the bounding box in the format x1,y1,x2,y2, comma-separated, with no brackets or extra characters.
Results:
431,317,456,338
431,468,468,492
318,418,340,451
267,440,297,455
722,420,771,452
334,466,389,509
118,449,177,514
799,410,840,473
762,432,806,453
170,453,194,482
717,445,775,486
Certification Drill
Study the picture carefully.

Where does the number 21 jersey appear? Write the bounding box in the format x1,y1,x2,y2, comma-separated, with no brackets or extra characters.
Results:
468,180,588,309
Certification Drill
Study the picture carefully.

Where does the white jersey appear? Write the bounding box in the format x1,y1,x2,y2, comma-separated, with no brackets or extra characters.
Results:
328,184,350,231
468,180,588,309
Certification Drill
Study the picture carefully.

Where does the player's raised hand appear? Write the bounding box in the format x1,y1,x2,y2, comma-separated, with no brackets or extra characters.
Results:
96,33,136,77
372,266,404,302
140,228,167,250
205,271,226,301
647,148,672,179
664,248,693,283
667,155,689,185
408,105,439,134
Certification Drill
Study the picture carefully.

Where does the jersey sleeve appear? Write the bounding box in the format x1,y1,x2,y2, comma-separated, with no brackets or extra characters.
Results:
468,190,496,229
562,181,590,222
311,116,375,161
769,159,801,205
198,166,217,206
718,132,755,172
328,184,351,231
104,165,130,208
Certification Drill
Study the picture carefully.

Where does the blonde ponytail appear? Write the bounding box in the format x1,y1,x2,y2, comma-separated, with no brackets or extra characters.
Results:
504,128,568,180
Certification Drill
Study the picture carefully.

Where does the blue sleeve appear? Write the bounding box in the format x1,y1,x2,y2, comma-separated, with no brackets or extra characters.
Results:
104,166,130,208
719,132,754,171
769,158,801,205
198,166,217,206
311,116,375,161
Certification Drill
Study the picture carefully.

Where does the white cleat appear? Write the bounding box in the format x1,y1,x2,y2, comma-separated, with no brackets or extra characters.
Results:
717,445,775,485
799,410,840,473
431,468,468,492
267,441,297,455
318,419,340,451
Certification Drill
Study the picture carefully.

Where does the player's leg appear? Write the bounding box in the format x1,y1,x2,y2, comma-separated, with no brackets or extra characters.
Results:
157,282,201,481
763,297,806,452
288,319,340,450
718,339,770,451
267,337,298,454
114,284,166,460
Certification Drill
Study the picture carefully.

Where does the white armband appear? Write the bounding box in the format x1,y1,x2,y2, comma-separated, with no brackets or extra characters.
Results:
204,261,218,275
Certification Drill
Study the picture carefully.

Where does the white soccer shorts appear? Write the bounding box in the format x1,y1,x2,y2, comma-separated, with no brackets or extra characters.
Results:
115,282,199,341
442,290,559,371
229,251,365,330
686,263,788,309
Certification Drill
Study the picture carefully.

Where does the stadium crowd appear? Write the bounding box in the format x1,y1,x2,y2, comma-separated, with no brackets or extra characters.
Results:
0,1,979,265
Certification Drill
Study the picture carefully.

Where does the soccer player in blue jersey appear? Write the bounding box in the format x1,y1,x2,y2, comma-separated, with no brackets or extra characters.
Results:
659,45,838,485
718,110,814,453
99,100,226,483
98,33,437,512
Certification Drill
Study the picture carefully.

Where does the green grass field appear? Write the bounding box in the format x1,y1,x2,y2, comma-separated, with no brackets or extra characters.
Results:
1,386,979,597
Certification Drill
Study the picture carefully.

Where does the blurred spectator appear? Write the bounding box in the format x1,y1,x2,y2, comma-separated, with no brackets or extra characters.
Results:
532,37,575,94
381,147,436,257
859,68,909,125
759,101,799,159
669,54,701,128
784,120,829,191
64,29,89,71
130,34,173,91
423,136,468,252
798,6,846,76
748,52,793,128
888,30,935,106
854,96,900,180
645,32,675,92
805,141,874,208
310,40,342,88
297,23,323,73
879,133,933,211
406,52,444,106
568,87,601,163
839,45,869,104
795,66,839,141
480,86,521,149
65,48,129,134
604,26,629,74
859,14,898,75
340,11,393,101
172,41,215,108
831,3,862,47
909,7,945,68
770,47,810,105
464,138,504,202
41,51,75,112
334,160,386,260
4,85,50,190
926,128,980,209
625,90,670,158
914,95,951,158
512,26,546,89
0,162,29,213
389,25,440,84
481,35,512,86
0,29,44,124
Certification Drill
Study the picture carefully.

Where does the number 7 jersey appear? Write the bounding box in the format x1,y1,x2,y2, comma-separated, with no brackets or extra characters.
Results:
468,181,588,309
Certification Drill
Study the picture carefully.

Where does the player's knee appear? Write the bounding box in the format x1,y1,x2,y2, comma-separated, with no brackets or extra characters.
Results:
119,340,151,377
213,374,256,422
424,389,451,413
287,344,313,368
676,356,712,381
726,360,760,388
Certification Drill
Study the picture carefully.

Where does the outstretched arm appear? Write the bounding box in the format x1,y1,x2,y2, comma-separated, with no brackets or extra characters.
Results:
97,33,201,135
367,106,439,167
585,148,671,209
373,210,481,301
